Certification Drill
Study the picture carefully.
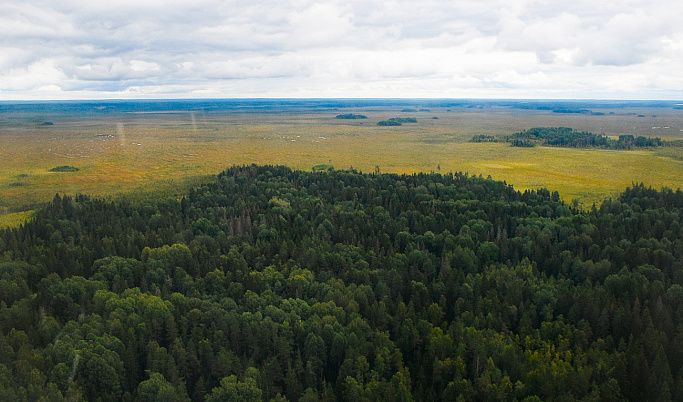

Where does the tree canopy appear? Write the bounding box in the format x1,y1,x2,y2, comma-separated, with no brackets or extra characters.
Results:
509,127,670,149
0,165,681,400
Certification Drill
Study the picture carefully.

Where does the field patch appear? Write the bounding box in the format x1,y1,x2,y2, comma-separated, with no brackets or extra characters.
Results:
481,163,513,169
0,210,34,228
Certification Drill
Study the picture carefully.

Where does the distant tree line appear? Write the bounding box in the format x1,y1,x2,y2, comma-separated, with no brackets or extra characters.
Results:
508,127,673,149
335,114,367,120
547,108,605,115
377,118,417,126
469,135,498,143
509,139,536,147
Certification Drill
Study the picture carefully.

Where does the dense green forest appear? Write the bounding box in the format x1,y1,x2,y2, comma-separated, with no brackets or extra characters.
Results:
336,113,368,120
335,114,367,120
509,127,673,149
377,118,418,126
1,165,682,401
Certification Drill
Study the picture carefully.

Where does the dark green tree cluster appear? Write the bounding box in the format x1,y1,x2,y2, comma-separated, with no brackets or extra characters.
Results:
49,166,80,172
509,139,536,148
0,165,682,401
335,114,367,120
377,120,402,126
509,127,667,149
617,135,664,148
469,135,498,143
377,118,417,126
549,108,604,115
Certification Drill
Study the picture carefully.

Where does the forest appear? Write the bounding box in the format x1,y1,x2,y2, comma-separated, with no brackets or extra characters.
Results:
508,127,673,149
377,118,418,126
335,114,368,120
0,164,682,401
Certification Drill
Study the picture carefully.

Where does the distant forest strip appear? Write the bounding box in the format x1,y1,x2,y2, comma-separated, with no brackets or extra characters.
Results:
469,134,498,143
543,108,605,115
335,114,367,119
508,127,683,149
0,165,682,400
377,117,418,126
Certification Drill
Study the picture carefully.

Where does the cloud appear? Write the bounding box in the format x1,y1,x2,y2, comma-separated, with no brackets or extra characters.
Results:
0,3,77,39
574,12,664,66
498,12,582,55
202,55,311,80
0,0,682,99
496,0,683,68
0,59,68,91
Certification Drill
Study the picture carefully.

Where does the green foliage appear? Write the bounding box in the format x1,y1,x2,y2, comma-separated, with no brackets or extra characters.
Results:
312,164,333,172
377,120,402,126
335,114,367,119
389,117,417,124
137,372,189,401
509,139,536,147
0,165,681,400
49,166,79,172
206,368,262,402
469,135,497,143
378,117,417,126
509,127,670,149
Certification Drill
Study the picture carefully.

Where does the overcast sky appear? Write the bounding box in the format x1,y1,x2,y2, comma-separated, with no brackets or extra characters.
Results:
1,0,682,100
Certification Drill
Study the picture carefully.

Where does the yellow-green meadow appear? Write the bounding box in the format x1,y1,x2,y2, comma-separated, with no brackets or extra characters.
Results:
1,101,682,227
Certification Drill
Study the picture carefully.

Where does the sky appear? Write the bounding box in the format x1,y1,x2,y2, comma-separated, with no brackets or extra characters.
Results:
1,0,682,100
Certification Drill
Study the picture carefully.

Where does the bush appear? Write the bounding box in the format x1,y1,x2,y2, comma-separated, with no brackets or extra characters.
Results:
49,166,79,172
377,120,403,126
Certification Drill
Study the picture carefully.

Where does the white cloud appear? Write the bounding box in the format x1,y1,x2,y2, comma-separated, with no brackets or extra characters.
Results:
130,60,161,72
498,12,582,53
0,0,682,99
202,54,310,79
64,58,165,81
0,59,67,90
287,3,353,47
0,3,77,39
38,84,62,92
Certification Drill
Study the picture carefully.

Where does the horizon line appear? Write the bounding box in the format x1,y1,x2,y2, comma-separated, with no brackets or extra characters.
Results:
1,97,682,103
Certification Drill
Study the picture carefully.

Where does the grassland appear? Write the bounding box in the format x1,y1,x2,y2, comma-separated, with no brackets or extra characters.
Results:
1,100,682,227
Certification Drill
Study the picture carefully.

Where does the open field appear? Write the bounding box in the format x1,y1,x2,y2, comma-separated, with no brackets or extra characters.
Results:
1,99,682,226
